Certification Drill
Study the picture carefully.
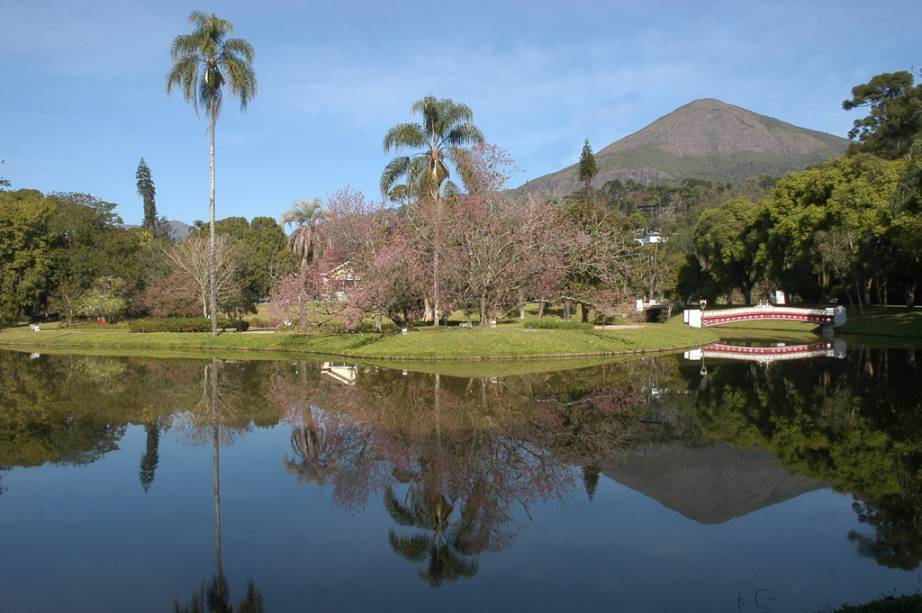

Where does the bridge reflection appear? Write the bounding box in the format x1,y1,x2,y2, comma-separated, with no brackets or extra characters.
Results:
684,340,847,364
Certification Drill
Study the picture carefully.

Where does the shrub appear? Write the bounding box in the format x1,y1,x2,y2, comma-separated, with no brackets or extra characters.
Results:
128,318,249,333
76,277,129,323
135,272,201,318
247,317,273,329
523,320,594,330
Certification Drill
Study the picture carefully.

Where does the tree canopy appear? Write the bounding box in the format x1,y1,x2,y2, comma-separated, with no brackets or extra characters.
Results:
843,70,922,159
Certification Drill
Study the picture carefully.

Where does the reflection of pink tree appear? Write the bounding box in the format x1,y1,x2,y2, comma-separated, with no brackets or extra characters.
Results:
266,360,651,582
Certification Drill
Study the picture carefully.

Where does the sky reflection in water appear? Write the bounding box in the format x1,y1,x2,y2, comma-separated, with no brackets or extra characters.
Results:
0,346,920,612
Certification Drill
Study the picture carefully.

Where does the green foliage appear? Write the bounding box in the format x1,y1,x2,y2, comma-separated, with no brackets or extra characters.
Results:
48,192,146,319
135,158,158,232
0,189,55,323
381,96,484,202
213,216,291,305
75,277,129,322
129,317,249,333
578,139,598,190
759,154,901,304
692,197,764,304
695,347,922,570
281,199,324,267
166,11,257,119
824,593,922,613
843,70,922,159
523,319,594,330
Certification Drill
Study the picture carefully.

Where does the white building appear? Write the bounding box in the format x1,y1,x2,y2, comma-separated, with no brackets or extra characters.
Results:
636,231,666,247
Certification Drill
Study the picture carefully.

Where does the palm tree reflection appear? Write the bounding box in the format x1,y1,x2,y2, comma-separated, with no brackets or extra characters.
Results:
384,484,478,586
175,358,264,612
272,366,622,586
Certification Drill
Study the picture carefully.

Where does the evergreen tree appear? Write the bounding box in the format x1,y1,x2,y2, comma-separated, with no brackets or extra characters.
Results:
139,421,160,493
843,70,922,159
135,158,157,231
578,139,598,192
582,465,600,502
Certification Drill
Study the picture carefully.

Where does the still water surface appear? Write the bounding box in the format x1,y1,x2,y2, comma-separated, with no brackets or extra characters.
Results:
0,344,920,612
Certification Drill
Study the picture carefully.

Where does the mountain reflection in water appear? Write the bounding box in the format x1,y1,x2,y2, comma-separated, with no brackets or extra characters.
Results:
0,345,920,612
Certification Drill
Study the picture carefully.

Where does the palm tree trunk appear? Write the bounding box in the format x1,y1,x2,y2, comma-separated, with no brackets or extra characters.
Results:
209,115,219,337
433,247,440,326
210,358,223,580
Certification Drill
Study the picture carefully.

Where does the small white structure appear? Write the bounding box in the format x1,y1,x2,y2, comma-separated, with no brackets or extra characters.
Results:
637,298,664,312
29,324,40,332
320,362,357,385
684,309,703,328
636,232,666,247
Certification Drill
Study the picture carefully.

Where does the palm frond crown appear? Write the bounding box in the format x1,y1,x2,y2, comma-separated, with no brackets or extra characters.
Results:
166,12,257,119
380,97,484,201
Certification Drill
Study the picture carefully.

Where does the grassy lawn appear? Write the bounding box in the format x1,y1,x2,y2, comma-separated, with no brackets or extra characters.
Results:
0,319,717,362
841,307,922,340
709,319,824,343
669,307,922,344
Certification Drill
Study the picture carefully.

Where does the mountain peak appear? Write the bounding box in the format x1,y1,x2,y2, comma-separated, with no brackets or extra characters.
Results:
522,99,849,193
685,97,732,107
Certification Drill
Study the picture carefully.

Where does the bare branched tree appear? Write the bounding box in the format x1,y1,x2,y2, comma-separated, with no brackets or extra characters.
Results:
164,234,245,318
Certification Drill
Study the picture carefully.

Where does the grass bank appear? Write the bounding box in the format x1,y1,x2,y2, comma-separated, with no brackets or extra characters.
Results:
841,307,922,340
0,320,718,362
670,307,922,344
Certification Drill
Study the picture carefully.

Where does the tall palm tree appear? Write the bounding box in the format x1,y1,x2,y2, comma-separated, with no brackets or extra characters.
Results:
166,11,257,336
281,198,324,268
380,97,484,325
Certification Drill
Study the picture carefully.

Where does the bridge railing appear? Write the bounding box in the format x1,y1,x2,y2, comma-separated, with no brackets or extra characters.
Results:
684,305,846,328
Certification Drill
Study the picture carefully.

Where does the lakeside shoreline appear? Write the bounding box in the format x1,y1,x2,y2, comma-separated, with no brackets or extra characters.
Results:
0,322,720,363
1,310,917,364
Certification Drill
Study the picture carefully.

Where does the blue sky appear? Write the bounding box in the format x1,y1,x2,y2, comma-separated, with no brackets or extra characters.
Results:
2,0,921,225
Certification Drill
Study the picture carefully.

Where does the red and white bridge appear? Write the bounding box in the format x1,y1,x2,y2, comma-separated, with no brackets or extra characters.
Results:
684,340,847,364
684,304,846,328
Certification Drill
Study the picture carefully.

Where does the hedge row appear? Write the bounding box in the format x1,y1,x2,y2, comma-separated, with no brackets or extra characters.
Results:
523,320,594,330
128,318,250,333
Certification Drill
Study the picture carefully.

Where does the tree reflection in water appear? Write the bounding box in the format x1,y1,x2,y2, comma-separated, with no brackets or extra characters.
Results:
691,346,922,570
272,362,646,585
175,358,264,612
1,345,921,592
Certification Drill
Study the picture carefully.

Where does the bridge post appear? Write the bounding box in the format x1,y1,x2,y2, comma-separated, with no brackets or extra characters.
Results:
685,309,702,328
833,306,847,328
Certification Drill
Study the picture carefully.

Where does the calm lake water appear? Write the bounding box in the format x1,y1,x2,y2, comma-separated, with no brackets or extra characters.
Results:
1,343,920,612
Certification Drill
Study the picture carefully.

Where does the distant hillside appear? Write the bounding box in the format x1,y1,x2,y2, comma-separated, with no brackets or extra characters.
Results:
167,220,192,240
522,98,849,195
123,219,192,241
602,441,823,524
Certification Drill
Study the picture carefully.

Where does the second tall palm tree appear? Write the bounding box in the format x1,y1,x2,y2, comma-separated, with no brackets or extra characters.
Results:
381,97,484,325
167,11,257,336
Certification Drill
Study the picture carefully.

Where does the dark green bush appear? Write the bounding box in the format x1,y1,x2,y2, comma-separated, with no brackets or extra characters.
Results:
128,318,249,333
523,320,594,330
